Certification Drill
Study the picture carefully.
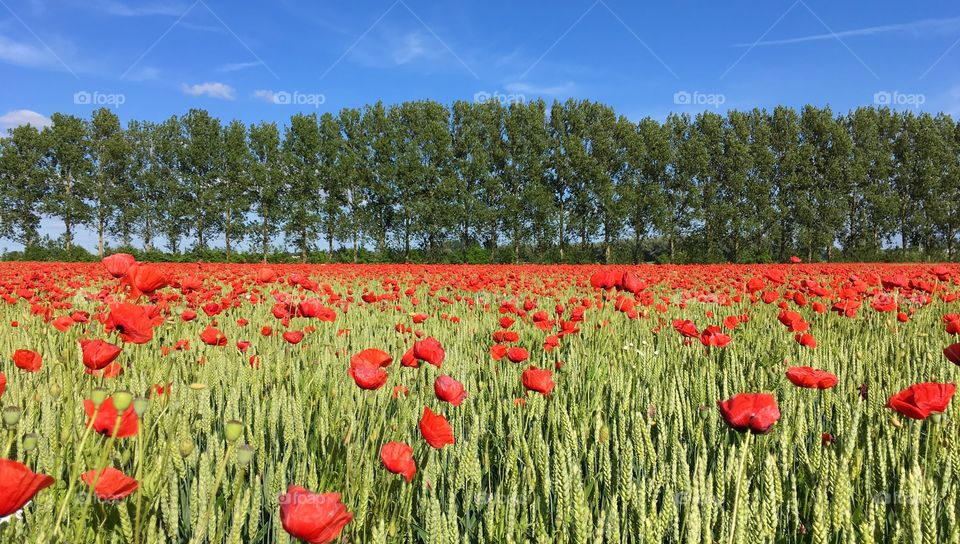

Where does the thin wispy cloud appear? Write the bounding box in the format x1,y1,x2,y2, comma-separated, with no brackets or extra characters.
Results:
733,15,960,46
0,109,51,131
0,34,52,67
181,81,235,99
253,89,279,103
86,0,188,17
505,81,576,96
218,60,262,73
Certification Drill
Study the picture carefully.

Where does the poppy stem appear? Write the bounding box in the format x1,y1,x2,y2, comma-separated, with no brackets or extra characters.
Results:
726,431,752,544
133,425,145,543
73,414,123,542
51,405,100,536
189,442,235,544
2,428,13,458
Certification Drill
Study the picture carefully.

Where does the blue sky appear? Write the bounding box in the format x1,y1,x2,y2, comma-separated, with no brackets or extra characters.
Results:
1,0,959,250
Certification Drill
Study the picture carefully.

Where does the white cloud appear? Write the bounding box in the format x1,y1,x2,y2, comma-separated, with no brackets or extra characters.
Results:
218,61,263,73
253,89,279,104
391,32,428,65
505,81,576,96
734,16,960,47
180,82,235,100
0,35,54,68
87,0,187,17
0,110,52,132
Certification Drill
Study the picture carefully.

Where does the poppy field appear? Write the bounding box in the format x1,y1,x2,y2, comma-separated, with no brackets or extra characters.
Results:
1,257,960,543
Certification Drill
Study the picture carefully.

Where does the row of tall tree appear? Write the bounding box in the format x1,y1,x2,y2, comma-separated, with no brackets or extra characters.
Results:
1,101,958,263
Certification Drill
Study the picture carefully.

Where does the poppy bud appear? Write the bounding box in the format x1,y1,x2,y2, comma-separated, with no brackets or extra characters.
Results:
3,406,21,427
22,433,38,452
49,383,61,398
112,391,133,412
133,397,150,417
598,425,610,443
930,412,945,424
90,387,109,408
236,444,255,465
224,420,243,443
179,438,195,458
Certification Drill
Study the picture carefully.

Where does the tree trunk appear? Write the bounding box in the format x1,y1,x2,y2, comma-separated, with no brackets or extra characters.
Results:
558,200,565,262
262,218,269,263
327,229,334,262
98,217,105,258
352,229,359,263
64,173,73,251
225,209,232,261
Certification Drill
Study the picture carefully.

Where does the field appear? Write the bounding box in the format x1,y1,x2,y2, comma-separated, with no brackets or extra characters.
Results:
0,259,959,543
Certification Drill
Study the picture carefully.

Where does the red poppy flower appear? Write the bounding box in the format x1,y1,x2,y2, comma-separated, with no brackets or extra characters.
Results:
79,339,122,371
106,304,154,344
102,253,136,278
0,371,5,399
521,366,555,396
199,326,228,347
506,347,529,363
52,315,73,332
12,349,41,372
348,362,388,390
380,442,416,482
412,337,445,368
672,319,699,338
81,467,139,500
699,326,731,348
0,459,55,517
794,333,817,349
887,383,956,420
282,330,304,345
944,343,960,366
717,393,781,434
83,397,139,438
351,349,392,368
127,264,168,297
490,344,507,360
279,486,352,544
419,407,455,448
434,375,467,406
785,366,837,389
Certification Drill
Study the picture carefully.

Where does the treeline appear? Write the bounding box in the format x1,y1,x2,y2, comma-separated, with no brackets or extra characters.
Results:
1,100,958,264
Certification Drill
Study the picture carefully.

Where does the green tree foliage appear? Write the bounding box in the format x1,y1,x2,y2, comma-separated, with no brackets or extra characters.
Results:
1,102,958,263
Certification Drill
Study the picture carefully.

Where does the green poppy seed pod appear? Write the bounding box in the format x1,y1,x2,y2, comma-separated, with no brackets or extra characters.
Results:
3,406,22,427
112,391,134,412
49,383,61,398
133,397,150,417
90,387,109,408
179,438,195,458
236,444,255,465
22,433,38,452
224,420,244,443
930,412,945,424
